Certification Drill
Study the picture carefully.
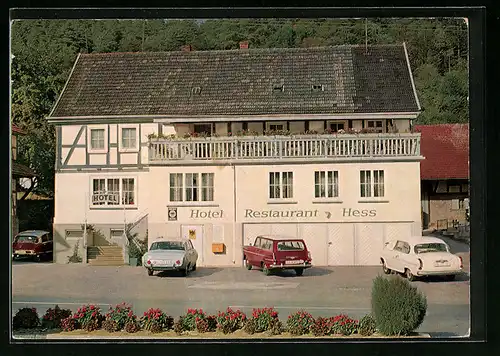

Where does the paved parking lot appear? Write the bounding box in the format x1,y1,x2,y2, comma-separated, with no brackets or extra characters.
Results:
12,236,470,337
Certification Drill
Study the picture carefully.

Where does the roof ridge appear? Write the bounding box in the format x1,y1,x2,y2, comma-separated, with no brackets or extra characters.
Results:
79,43,405,57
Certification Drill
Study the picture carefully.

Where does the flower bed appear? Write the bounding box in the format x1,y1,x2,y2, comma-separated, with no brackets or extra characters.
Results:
11,303,427,339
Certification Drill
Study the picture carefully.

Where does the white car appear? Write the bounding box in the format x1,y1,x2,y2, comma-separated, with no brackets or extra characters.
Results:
142,238,198,277
380,236,463,281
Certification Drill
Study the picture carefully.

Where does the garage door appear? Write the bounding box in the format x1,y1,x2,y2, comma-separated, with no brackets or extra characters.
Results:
299,224,328,266
385,223,413,244
354,223,385,266
327,224,355,266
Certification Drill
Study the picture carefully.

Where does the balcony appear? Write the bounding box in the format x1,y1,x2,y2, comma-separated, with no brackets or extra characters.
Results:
148,133,422,165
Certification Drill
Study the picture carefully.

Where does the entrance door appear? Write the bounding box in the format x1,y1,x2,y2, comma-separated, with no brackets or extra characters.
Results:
181,225,204,266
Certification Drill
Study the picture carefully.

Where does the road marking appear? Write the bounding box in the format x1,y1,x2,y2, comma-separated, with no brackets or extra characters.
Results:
12,301,112,306
228,305,370,311
187,282,300,290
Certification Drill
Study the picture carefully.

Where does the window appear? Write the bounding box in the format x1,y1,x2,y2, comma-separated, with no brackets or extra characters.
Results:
360,170,384,198
327,121,346,133
121,128,137,149
122,178,135,205
185,173,198,202
90,129,105,149
193,124,213,136
169,173,183,202
277,241,305,251
91,177,136,207
394,241,409,253
269,172,293,199
366,120,384,133
201,173,214,201
414,243,448,254
169,173,215,202
315,171,339,198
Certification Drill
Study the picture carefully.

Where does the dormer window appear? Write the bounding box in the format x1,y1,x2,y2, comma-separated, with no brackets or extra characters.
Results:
312,84,324,91
191,86,201,95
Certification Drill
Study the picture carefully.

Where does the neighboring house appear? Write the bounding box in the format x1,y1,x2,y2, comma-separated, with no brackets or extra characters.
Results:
11,124,36,238
414,124,469,230
47,42,423,266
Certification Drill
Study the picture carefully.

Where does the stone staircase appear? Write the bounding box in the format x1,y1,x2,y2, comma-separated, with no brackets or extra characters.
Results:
87,246,125,266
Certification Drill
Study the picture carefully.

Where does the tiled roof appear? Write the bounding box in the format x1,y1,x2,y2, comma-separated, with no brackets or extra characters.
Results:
12,161,36,178
49,44,420,118
414,124,469,180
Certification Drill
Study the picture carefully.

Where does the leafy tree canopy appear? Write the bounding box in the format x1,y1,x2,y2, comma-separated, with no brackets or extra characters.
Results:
10,18,469,197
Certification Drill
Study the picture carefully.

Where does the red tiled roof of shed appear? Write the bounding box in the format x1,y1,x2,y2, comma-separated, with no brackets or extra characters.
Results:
414,124,469,180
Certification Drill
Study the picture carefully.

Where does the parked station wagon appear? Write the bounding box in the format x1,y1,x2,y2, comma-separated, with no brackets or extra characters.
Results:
243,235,312,276
12,230,53,262
380,236,463,281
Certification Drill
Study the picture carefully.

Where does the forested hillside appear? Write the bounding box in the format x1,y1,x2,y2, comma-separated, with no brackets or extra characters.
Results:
10,18,469,197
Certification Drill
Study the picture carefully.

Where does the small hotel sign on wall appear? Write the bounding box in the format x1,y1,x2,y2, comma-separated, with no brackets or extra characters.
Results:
92,192,119,204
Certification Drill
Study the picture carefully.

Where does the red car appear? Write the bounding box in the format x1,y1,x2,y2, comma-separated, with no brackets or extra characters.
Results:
243,235,312,276
12,230,53,262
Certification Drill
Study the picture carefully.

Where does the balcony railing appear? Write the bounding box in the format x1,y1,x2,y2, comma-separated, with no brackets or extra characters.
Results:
148,133,421,164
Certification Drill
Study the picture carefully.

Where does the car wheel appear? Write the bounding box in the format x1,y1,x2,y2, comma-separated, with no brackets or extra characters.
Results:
147,269,154,276
244,258,252,270
34,255,41,262
294,268,304,276
192,263,197,272
381,260,391,274
445,274,456,281
405,268,415,282
262,264,271,276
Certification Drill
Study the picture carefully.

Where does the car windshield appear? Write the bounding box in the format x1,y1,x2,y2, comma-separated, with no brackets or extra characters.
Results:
414,243,448,254
276,241,305,251
15,235,37,243
150,241,185,251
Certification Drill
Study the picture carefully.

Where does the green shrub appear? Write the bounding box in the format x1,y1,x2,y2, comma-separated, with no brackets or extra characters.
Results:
13,307,40,330
358,314,377,336
41,305,72,329
60,316,79,331
286,310,314,336
371,275,427,336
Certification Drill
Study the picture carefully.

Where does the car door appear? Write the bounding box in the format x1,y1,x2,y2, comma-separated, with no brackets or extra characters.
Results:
399,242,419,273
390,241,405,272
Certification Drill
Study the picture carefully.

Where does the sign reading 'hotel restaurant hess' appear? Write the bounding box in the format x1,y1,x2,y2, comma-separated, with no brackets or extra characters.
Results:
188,208,377,219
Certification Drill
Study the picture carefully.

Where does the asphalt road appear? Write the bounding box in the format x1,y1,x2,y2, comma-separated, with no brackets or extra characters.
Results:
11,236,470,338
